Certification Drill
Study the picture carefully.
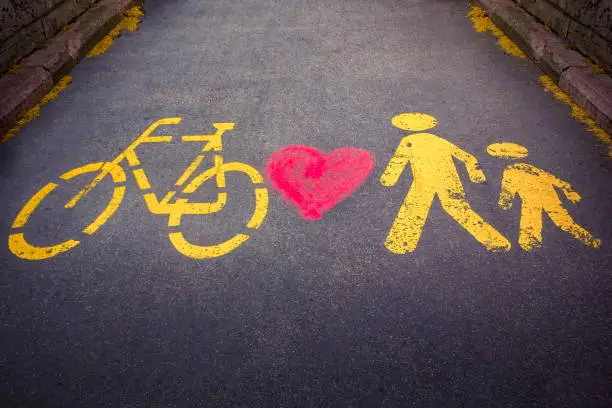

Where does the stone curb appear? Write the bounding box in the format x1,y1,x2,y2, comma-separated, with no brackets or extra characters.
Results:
473,0,612,136
0,0,138,139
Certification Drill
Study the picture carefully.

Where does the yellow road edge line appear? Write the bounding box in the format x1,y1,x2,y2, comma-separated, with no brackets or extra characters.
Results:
1,76,73,144
468,6,526,58
2,5,144,144
87,6,145,58
468,5,612,157
538,75,612,157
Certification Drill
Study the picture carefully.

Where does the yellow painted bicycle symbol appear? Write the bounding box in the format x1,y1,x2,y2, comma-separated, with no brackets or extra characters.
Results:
9,118,268,260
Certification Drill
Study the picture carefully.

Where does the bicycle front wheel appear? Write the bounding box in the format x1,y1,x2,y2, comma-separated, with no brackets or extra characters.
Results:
8,162,126,260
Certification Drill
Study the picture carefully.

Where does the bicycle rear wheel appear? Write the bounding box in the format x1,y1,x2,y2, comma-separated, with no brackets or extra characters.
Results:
167,161,268,259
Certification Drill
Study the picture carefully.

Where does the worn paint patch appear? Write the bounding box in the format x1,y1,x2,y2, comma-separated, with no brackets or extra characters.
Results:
267,146,375,220
1,76,73,143
539,75,612,157
468,6,526,58
87,6,144,58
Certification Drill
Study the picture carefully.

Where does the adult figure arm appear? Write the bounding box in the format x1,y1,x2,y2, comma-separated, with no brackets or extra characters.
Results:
448,142,486,183
380,136,413,187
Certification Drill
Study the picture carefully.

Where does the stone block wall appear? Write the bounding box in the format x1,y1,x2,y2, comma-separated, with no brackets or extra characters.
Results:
1,0,99,75
516,0,612,70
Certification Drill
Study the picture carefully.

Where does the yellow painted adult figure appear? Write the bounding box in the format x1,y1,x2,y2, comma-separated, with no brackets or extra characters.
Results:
380,113,511,253
487,142,601,250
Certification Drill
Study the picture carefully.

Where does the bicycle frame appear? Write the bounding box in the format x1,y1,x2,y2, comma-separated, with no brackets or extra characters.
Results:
65,118,235,212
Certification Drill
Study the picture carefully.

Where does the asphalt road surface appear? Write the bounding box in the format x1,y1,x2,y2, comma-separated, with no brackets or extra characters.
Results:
1,0,611,406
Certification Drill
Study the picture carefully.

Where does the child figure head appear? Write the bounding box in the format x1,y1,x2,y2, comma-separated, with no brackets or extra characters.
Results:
487,142,529,159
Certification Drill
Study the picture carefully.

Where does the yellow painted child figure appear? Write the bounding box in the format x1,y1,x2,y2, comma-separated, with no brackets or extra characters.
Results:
487,142,601,250
380,113,511,254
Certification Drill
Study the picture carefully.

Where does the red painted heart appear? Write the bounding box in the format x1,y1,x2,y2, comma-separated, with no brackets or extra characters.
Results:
266,145,375,220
